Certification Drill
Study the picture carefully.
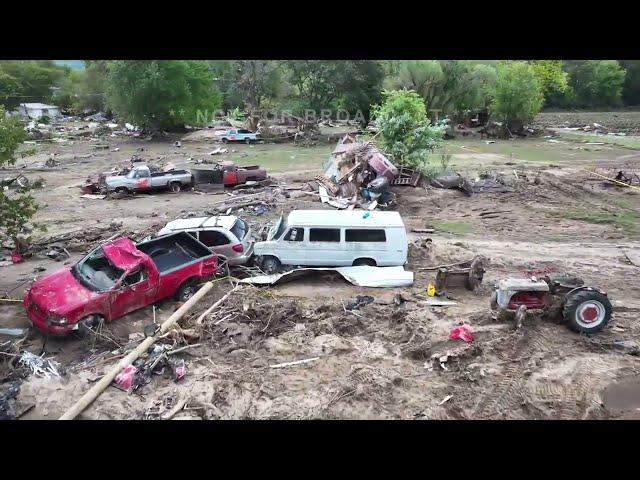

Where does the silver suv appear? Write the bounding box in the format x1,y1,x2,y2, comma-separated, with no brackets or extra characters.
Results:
156,216,253,266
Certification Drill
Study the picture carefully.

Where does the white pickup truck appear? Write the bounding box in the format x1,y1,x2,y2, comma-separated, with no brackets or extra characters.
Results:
102,165,194,194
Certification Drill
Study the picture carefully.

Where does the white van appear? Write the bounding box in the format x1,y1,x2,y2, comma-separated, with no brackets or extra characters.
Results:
254,210,408,273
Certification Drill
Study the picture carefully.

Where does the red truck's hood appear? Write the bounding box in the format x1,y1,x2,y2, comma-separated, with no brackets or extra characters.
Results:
27,267,101,317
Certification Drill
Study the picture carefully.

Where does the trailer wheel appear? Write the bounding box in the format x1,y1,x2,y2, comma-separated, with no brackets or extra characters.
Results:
563,290,613,334
169,182,181,193
176,280,198,302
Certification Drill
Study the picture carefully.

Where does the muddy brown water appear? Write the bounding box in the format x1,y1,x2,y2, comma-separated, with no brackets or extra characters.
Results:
602,375,640,419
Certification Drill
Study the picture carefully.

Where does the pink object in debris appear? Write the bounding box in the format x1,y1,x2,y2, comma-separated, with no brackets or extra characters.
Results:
11,251,23,264
449,325,474,343
114,365,138,391
173,359,187,381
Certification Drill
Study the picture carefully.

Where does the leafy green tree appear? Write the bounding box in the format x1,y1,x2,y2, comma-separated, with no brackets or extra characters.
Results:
335,60,384,123
489,61,544,130
620,60,640,105
371,89,446,174
0,69,24,110
75,60,109,112
0,106,40,251
52,69,84,111
284,60,384,122
105,60,222,130
225,60,285,111
387,60,496,120
286,60,342,114
0,61,67,108
529,60,568,99
564,60,626,108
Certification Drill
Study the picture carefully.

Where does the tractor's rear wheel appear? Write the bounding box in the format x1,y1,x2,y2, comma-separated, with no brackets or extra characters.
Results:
563,290,612,333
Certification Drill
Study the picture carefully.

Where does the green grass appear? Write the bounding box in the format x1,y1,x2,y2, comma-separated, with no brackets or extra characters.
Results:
217,143,333,173
559,209,640,235
553,131,640,150
428,136,635,169
431,220,474,235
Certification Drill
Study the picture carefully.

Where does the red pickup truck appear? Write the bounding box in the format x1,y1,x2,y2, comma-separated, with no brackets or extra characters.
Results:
219,161,267,187
23,232,219,336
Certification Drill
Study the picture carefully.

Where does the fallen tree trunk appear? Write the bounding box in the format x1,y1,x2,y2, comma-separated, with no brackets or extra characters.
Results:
59,281,215,420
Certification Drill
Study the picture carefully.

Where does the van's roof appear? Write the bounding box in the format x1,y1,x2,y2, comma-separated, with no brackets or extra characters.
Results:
160,216,238,232
286,210,404,228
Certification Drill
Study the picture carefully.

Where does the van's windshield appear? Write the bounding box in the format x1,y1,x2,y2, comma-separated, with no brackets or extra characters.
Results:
268,215,287,240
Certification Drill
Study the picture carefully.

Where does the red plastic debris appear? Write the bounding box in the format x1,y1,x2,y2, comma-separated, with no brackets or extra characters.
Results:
449,325,474,343
11,251,23,264
114,365,138,392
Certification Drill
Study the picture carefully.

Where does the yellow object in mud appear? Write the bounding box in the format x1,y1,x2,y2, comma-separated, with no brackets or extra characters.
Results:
427,283,436,297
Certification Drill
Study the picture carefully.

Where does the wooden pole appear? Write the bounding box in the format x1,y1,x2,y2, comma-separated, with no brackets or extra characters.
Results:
59,281,215,420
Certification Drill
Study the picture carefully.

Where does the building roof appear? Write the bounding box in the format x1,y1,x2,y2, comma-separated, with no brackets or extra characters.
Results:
286,210,404,228
19,103,59,110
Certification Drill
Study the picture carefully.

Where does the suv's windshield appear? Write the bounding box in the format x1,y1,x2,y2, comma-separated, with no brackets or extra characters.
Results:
73,248,124,292
230,218,248,240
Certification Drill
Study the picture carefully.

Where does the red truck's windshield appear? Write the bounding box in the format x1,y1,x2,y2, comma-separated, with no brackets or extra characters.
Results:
73,248,124,292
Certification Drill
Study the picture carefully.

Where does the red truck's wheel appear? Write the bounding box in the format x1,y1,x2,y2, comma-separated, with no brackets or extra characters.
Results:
176,280,198,302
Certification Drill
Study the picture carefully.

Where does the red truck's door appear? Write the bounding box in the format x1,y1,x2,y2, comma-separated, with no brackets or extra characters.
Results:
108,266,159,320
223,170,238,186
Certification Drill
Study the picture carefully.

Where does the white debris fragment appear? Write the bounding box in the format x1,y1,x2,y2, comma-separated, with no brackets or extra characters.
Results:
19,351,61,379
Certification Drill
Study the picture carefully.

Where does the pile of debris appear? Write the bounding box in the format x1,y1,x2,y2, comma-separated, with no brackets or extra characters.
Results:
303,134,403,210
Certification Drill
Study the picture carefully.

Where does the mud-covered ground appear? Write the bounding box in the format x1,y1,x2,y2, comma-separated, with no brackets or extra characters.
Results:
1,131,640,420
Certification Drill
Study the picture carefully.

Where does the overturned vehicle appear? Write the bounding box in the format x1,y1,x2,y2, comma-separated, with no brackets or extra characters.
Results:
490,275,613,333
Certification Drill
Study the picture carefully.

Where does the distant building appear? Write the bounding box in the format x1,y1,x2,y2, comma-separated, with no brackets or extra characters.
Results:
17,103,61,120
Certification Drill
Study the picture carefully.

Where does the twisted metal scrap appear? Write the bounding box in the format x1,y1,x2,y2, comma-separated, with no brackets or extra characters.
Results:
18,351,61,379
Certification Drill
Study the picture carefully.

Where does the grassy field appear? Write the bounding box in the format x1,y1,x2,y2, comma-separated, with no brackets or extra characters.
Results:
221,129,640,176
552,130,640,149
431,220,474,235
533,111,640,134
220,143,333,173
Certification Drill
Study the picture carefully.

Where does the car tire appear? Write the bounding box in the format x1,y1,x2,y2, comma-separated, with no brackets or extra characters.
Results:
176,280,198,302
216,256,230,277
115,187,129,194
222,138,229,144
353,258,376,267
563,289,613,334
261,256,281,274
169,182,181,193
75,314,104,338
245,137,251,145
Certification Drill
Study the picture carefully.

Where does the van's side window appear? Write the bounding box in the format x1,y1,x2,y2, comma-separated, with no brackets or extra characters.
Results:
345,229,386,242
284,227,303,242
309,228,340,242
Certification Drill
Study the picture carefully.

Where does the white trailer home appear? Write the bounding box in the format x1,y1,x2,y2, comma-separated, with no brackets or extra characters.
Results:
17,103,61,120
